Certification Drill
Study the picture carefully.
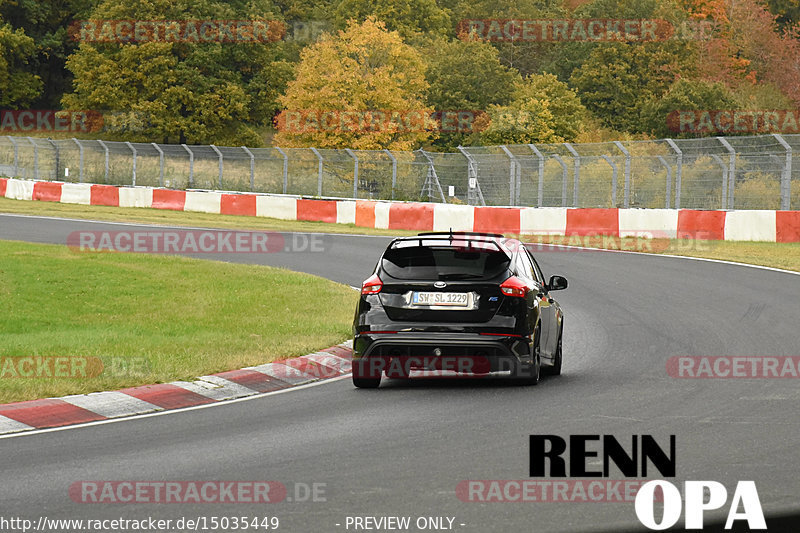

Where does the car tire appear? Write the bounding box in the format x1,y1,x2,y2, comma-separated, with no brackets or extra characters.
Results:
521,354,540,385
352,357,382,388
543,327,562,376
517,326,541,385
353,376,381,388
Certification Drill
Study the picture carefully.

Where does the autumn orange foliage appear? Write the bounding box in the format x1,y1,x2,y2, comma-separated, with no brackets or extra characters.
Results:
681,0,800,104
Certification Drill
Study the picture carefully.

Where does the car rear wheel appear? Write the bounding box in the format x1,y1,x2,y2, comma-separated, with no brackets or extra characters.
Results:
353,375,381,388
352,357,382,388
517,355,540,385
517,326,541,385
543,327,562,376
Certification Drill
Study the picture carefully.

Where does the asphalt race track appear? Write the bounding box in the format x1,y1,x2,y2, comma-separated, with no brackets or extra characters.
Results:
1,213,799,532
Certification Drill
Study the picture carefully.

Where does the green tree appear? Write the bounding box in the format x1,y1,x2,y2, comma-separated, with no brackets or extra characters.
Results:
0,0,98,108
478,73,586,145
448,0,569,77
532,0,691,82
569,42,693,133
62,0,290,145
271,0,336,63
273,18,432,150
0,17,41,108
333,0,451,41
513,73,585,140
423,37,520,149
275,0,336,22
731,80,793,110
478,99,558,145
639,78,737,138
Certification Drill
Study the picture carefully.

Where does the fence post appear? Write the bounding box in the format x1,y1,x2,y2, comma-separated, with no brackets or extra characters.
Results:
182,144,194,188
8,136,18,177
500,145,517,206
564,143,580,207
773,133,792,210
27,137,38,180
710,154,727,208
310,147,323,196
384,149,397,200
152,143,165,187
48,139,60,181
600,155,618,207
457,146,485,206
657,155,672,209
97,140,109,183
210,144,223,190
125,141,137,186
345,148,359,199
72,138,85,183
528,144,545,208
665,139,682,209
275,147,288,194
550,155,568,207
241,146,255,191
717,136,736,209
613,141,631,208
420,149,448,203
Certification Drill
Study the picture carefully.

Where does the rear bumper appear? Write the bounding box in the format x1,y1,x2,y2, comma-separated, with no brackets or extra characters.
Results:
353,332,532,376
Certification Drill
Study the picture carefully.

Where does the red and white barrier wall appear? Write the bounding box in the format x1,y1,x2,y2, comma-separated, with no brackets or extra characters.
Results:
2,178,799,242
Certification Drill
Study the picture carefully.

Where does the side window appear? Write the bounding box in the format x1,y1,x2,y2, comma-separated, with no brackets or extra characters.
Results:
528,252,545,284
516,251,536,282
512,254,525,278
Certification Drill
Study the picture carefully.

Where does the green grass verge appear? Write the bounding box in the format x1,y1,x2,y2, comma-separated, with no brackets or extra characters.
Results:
0,239,357,404
644,239,800,272
0,196,415,236
516,234,800,272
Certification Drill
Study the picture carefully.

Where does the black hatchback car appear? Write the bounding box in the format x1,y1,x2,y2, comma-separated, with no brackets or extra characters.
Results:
352,232,567,388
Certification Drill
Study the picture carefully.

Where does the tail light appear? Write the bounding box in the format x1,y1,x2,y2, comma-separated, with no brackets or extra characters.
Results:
500,276,529,298
361,274,383,295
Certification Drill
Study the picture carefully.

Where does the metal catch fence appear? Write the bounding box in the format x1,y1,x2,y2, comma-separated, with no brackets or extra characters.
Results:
2,134,798,209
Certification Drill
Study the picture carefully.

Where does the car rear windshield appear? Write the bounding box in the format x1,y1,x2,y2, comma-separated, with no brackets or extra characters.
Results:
381,245,510,280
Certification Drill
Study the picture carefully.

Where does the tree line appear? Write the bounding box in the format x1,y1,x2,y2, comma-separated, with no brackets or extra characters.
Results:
1,0,799,150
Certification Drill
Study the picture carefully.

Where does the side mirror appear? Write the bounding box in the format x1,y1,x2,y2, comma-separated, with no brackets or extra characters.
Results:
548,275,568,291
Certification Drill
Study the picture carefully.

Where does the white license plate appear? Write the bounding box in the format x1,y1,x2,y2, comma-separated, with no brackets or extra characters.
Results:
412,292,472,308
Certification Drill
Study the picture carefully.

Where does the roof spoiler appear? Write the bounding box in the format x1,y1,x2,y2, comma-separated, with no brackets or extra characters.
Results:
416,231,504,238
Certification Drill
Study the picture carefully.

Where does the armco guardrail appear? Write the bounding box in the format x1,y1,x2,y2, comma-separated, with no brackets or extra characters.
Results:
2,177,799,243
1,134,798,210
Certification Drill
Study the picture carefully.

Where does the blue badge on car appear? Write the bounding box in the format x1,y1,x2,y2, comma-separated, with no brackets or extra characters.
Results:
489,296,498,301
